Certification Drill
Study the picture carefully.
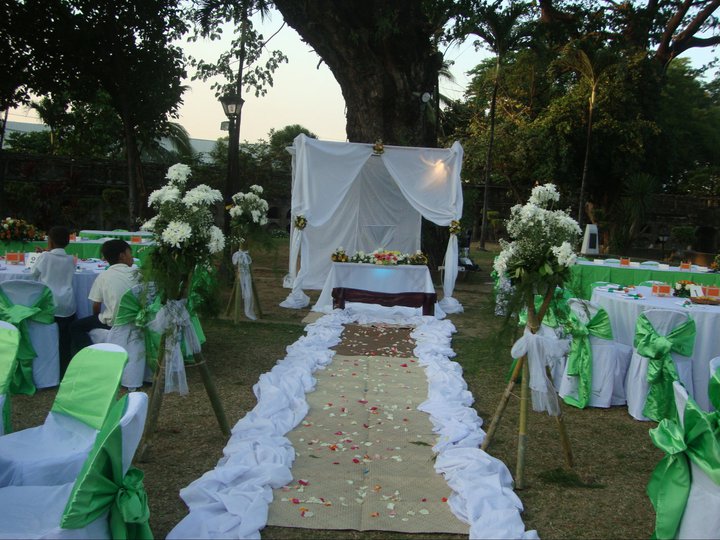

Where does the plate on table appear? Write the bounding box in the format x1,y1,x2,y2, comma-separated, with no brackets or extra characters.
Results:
690,296,720,305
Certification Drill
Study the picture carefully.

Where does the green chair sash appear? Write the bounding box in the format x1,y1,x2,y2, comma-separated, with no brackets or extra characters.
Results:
114,289,162,372
0,286,56,395
710,363,720,412
518,289,571,329
634,313,696,422
563,307,614,409
648,396,720,539
61,395,153,539
0,325,20,433
51,346,127,430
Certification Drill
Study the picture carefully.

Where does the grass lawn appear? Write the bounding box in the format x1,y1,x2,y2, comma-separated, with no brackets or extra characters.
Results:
11,239,660,538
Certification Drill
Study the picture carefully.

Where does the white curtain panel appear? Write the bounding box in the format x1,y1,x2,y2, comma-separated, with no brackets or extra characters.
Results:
284,135,464,305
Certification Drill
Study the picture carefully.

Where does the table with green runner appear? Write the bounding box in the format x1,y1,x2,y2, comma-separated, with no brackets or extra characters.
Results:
569,261,720,299
78,229,153,240
2,240,154,265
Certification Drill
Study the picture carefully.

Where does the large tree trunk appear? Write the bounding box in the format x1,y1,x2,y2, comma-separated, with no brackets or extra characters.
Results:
273,1,445,146
123,119,144,225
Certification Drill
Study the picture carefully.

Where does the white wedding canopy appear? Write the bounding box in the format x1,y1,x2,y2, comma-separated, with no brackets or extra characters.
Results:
281,134,464,314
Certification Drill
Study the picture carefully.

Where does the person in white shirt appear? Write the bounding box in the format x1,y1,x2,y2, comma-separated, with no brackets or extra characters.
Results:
70,239,138,356
32,226,76,375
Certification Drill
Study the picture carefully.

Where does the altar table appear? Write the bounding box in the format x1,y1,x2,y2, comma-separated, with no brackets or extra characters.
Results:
313,262,437,315
570,260,720,299
591,285,720,411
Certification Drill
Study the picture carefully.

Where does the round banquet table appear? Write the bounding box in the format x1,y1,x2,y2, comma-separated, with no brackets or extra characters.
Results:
0,260,107,318
2,239,153,265
591,285,720,411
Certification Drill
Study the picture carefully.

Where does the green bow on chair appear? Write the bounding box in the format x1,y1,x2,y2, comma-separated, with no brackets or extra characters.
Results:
634,313,696,422
647,390,720,539
0,324,20,433
563,308,614,409
114,289,162,372
518,288,571,329
0,287,56,396
61,394,153,539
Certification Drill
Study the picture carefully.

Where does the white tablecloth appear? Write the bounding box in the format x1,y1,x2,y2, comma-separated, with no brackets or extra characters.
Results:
313,262,436,313
0,262,105,318
591,285,720,411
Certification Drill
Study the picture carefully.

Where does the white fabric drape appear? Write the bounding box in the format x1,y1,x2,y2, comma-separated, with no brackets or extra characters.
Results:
232,250,256,320
148,299,202,395
281,135,463,308
282,228,303,289
511,327,570,416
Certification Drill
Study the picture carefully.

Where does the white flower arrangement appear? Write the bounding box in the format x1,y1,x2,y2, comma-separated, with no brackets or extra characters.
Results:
165,163,192,186
142,163,225,300
228,186,270,246
494,183,580,285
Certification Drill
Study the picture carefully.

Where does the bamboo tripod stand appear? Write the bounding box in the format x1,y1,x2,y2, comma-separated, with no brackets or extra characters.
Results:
225,249,263,322
481,286,574,488
137,276,230,462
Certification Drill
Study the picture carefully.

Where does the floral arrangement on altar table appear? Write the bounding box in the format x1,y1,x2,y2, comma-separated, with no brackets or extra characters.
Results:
332,247,429,266
141,163,224,301
1,217,44,242
673,279,695,298
228,185,269,248
493,183,581,325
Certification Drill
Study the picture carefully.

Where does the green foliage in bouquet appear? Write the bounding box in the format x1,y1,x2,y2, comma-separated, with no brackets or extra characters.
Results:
141,163,225,302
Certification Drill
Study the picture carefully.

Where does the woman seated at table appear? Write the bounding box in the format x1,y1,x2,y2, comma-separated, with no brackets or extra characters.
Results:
32,226,76,375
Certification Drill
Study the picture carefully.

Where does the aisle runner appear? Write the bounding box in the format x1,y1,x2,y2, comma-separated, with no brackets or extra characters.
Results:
266,345,467,533
168,310,537,540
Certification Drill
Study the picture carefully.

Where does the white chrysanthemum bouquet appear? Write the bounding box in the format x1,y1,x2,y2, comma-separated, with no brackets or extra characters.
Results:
494,183,581,328
228,185,269,248
142,163,225,300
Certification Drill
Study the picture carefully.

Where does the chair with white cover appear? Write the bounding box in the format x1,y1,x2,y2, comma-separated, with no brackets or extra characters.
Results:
559,299,632,408
0,321,20,436
0,391,152,539
625,309,695,421
647,378,720,539
0,279,59,392
106,284,159,389
0,343,128,487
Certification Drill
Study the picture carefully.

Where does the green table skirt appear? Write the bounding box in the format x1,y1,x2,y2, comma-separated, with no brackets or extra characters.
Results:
2,240,153,265
569,264,720,299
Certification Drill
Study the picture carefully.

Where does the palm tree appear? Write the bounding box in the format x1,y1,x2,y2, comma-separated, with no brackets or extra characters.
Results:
557,43,615,226
459,0,531,249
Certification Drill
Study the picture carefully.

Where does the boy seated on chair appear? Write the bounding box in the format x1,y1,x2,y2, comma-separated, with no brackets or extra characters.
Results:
70,239,138,356
32,225,76,376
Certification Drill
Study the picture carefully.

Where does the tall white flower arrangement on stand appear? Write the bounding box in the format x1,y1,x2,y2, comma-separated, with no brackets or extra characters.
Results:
226,185,270,321
136,163,229,459
485,183,581,488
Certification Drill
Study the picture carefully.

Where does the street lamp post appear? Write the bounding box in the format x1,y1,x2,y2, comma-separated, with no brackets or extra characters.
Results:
657,228,670,261
219,94,245,205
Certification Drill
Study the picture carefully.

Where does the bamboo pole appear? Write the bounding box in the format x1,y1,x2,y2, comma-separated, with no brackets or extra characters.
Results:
194,352,230,436
481,354,525,451
136,332,168,462
515,357,530,489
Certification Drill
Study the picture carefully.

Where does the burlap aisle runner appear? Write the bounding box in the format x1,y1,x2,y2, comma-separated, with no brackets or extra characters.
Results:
266,325,468,534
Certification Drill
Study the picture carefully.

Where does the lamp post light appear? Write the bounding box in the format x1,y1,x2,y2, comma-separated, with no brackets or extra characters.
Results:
219,93,245,204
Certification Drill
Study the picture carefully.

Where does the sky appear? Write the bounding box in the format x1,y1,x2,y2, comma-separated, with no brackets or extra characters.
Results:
8,8,718,145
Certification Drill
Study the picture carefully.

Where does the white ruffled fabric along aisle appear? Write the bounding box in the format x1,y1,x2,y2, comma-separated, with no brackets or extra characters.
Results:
167,308,538,540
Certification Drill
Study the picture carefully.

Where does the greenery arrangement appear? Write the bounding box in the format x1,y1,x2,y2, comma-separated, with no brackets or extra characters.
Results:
141,163,224,302
0,217,43,243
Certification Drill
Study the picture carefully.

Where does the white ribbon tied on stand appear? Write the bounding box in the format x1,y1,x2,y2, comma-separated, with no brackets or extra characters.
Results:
232,250,257,320
149,299,201,395
510,327,570,416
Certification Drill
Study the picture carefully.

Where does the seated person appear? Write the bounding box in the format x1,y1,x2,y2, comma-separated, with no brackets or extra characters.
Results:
32,226,76,375
70,239,138,355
